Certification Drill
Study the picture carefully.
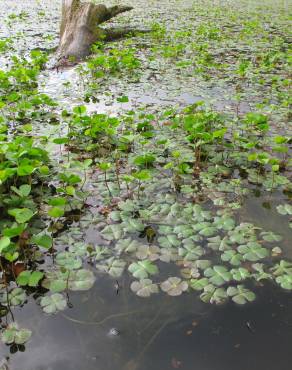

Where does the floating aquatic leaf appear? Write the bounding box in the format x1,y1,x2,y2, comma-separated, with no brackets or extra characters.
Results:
158,235,181,248
221,250,243,266
275,275,292,290
109,210,121,222
230,267,251,282
194,260,212,270
128,260,158,279
1,288,26,306
122,218,144,232
270,260,292,276
101,224,124,241
237,242,269,262
207,236,231,251
68,269,96,291
1,323,31,345
181,266,200,279
213,216,235,231
96,257,126,278
130,279,159,297
173,224,194,238
159,248,179,262
40,293,67,314
189,277,209,291
227,285,256,305
260,231,283,243
56,252,82,270
276,204,292,216
118,200,137,212
115,238,140,254
178,244,203,261
136,245,160,261
158,225,173,235
252,263,272,281
193,222,216,237
42,270,67,292
200,284,227,304
93,246,111,261
161,277,188,296
204,265,232,286
192,205,212,222
69,242,90,257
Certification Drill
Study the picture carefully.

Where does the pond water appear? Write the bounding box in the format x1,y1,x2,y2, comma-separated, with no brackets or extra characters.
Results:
1,274,292,370
0,0,291,369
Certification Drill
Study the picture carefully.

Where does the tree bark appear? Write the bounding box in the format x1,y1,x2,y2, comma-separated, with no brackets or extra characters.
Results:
57,0,134,63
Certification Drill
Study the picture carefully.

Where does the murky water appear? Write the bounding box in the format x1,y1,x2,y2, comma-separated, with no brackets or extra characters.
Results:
0,0,291,369
1,275,292,370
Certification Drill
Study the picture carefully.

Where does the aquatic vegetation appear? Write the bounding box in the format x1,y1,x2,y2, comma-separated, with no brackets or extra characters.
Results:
0,0,291,351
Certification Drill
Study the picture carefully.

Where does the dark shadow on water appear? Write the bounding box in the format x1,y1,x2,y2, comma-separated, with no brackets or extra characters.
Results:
1,276,292,370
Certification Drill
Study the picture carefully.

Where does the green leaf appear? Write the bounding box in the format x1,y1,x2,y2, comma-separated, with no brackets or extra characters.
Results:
31,234,53,249
276,204,292,216
56,252,82,270
8,208,35,223
227,285,256,305
40,293,67,314
101,224,124,241
252,263,272,281
230,267,251,282
128,260,159,279
0,236,10,253
221,250,243,266
48,206,64,218
68,269,95,291
158,235,180,248
1,323,31,345
96,257,126,278
200,284,228,304
271,260,292,276
275,275,292,290
189,277,209,291
1,288,26,306
178,244,203,261
237,242,269,262
204,265,232,286
260,231,283,243
11,184,31,197
17,270,44,287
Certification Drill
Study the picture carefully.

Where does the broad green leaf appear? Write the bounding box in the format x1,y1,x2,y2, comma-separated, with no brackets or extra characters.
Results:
204,265,232,286
128,260,158,279
227,285,256,305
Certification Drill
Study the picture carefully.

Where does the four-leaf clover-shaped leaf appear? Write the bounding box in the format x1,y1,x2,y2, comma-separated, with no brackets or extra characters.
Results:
40,293,67,314
237,242,269,262
130,279,159,297
204,265,232,286
161,277,188,296
128,260,159,279
227,285,256,305
1,323,31,345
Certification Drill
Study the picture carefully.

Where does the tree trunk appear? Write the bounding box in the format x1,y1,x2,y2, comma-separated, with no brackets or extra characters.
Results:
57,0,134,63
